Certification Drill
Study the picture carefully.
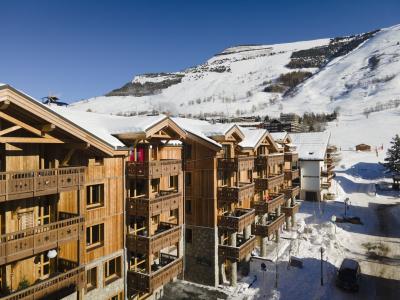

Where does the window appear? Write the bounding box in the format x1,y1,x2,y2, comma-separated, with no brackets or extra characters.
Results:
86,267,97,292
185,199,192,214
38,199,50,226
109,292,123,300
86,223,104,249
184,144,192,159
104,256,122,284
151,179,159,193
169,175,178,189
169,208,178,220
185,228,193,243
185,172,192,187
94,157,104,165
222,144,231,158
86,184,104,208
36,254,51,279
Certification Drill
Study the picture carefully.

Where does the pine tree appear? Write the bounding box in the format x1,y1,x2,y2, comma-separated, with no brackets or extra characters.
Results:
384,134,400,173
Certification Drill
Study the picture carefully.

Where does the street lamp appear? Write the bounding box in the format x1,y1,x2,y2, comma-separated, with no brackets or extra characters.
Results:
331,215,337,234
320,246,325,286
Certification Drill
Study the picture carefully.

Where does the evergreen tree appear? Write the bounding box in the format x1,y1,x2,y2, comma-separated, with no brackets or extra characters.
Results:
384,134,400,173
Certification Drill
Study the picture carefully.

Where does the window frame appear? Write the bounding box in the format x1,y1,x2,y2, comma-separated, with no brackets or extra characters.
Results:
86,184,105,209
104,256,122,285
86,223,104,250
86,267,98,292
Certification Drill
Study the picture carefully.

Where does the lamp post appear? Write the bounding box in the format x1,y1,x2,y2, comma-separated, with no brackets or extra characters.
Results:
320,246,325,286
331,215,337,234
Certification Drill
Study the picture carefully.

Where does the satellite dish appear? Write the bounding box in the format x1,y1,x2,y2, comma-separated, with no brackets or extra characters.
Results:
47,249,58,259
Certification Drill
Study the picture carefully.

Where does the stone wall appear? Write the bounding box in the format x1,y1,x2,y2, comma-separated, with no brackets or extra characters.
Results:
184,225,218,286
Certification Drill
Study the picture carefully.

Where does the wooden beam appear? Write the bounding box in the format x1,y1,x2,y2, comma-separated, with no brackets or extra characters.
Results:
0,137,64,144
61,149,75,166
0,100,10,110
41,124,56,133
0,111,63,143
64,142,91,149
0,125,21,136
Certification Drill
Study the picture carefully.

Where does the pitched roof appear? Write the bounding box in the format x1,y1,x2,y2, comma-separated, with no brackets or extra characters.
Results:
270,131,288,143
239,127,267,149
290,132,330,160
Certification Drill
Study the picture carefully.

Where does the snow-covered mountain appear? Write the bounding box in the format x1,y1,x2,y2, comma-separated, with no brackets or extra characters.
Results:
72,24,400,119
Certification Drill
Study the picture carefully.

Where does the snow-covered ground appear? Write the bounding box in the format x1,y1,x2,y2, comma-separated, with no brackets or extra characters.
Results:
71,24,400,119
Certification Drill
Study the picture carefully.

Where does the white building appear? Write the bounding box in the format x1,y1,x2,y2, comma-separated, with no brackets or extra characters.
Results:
289,132,331,201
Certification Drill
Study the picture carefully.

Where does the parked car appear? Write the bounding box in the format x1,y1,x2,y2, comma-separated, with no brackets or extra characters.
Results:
336,259,361,292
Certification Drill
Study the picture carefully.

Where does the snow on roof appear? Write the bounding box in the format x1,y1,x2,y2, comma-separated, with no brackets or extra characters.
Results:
290,132,330,160
270,131,288,142
239,127,266,149
50,106,167,149
172,117,222,148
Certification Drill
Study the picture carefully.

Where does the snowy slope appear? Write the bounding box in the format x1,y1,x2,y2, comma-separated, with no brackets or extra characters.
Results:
72,25,400,120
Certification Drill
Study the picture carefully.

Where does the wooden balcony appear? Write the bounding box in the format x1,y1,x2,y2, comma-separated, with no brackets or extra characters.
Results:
253,193,285,214
127,223,181,255
127,191,182,217
282,203,300,217
217,208,255,232
127,255,183,293
267,153,284,166
0,215,84,265
217,182,254,204
0,167,86,202
218,235,256,262
2,265,85,300
252,214,285,238
217,156,254,172
283,185,300,199
284,152,298,162
284,168,300,181
254,174,284,191
126,159,181,179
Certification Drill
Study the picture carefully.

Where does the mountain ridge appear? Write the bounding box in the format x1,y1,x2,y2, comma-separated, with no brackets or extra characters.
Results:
72,24,400,119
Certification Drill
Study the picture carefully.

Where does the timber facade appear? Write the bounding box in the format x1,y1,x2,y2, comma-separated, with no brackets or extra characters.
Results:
0,83,303,299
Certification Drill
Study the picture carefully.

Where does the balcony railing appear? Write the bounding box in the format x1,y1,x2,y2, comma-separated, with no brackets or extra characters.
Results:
0,215,84,265
127,191,182,217
127,255,183,293
127,223,181,255
218,235,256,262
2,265,85,300
254,173,284,191
284,152,299,162
0,167,86,202
217,182,254,204
283,185,300,200
253,193,285,214
267,153,284,167
217,208,255,232
217,156,254,172
252,214,285,238
282,203,300,217
126,159,181,178
284,168,299,181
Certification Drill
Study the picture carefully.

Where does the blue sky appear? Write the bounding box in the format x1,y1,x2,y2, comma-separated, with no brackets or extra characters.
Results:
1,0,399,102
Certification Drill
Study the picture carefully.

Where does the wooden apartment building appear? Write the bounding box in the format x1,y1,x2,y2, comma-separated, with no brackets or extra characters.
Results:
0,84,127,300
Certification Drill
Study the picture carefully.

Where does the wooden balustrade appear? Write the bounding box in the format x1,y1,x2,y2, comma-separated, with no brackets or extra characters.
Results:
284,152,299,162
254,173,284,191
252,214,285,238
217,183,254,204
127,191,182,217
284,168,299,181
217,156,254,172
2,265,85,300
218,235,256,262
127,224,181,255
127,257,183,293
0,167,86,202
282,203,300,217
283,186,300,199
126,159,182,179
0,216,84,265
253,193,285,214
217,209,255,232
